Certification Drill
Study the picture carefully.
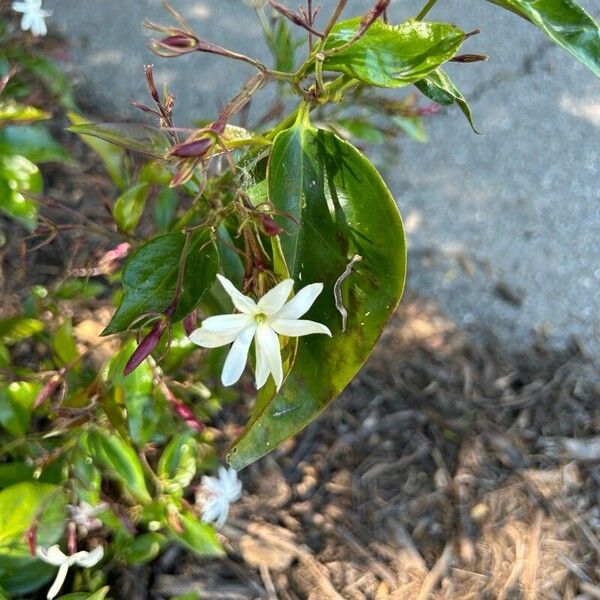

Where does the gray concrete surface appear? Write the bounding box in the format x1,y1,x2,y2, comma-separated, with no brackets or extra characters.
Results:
46,0,600,358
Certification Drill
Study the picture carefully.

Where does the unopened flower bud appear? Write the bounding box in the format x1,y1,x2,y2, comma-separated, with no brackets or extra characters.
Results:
183,311,198,336
169,137,213,159
124,319,166,376
260,214,283,237
34,373,62,408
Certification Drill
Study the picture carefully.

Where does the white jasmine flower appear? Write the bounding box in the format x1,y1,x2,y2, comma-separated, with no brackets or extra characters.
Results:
12,0,52,37
196,466,242,528
36,545,104,600
189,275,331,390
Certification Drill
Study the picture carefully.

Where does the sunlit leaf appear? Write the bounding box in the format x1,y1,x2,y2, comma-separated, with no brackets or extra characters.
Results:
487,0,600,77
0,100,49,123
323,18,465,87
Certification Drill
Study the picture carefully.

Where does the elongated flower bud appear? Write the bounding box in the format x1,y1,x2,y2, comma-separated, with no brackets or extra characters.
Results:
124,320,166,376
183,311,198,336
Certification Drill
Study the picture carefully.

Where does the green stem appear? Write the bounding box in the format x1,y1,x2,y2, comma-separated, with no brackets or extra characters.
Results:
416,0,440,20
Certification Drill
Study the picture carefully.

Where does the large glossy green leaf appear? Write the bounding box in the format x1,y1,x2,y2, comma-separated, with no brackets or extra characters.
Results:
487,0,600,77
415,69,478,132
228,114,406,469
103,229,218,335
67,122,172,159
87,429,151,503
322,18,465,87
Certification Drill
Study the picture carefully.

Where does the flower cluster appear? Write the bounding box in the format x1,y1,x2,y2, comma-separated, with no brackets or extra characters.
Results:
12,0,51,37
196,466,242,528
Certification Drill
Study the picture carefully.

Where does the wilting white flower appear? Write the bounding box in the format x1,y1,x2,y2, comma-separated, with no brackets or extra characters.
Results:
68,501,105,535
196,466,242,528
189,275,331,390
36,545,104,600
12,0,52,36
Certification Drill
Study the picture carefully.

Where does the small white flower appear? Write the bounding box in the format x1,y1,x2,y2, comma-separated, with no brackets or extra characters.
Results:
12,0,52,36
36,545,104,600
189,275,331,390
196,466,242,528
68,501,105,535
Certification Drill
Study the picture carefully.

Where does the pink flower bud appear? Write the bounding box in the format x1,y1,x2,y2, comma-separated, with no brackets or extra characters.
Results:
260,215,283,237
169,137,213,159
171,399,205,432
34,374,61,409
124,320,166,376
183,311,197,336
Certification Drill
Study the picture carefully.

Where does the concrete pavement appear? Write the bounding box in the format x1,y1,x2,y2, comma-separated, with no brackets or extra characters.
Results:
45,0,600,357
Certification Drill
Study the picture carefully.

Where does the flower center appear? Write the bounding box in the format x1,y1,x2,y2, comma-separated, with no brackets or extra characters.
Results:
255,313,267,324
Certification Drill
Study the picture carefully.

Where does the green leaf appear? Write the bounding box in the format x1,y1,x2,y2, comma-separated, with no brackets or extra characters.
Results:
0,381,41,437
168,510,224,557
67,122,172,160
333,119,386,144
87,428,151,503
392,115,428,143
415,69,478,132
106,340,156,446
153,187,179,232
0,482,66,550
113,183,150,234
122,533,164,565
228,115,406,469
0,100,49,123
158,433,197,489
52,319,79,367
67,113,127,189
0,154,41,229
487,0,600,77
323,18,465,87
103,229,218,335
0,125,72,164
58,588,110,600
0,317,44,345
273,17,296,73
0,562,55,596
